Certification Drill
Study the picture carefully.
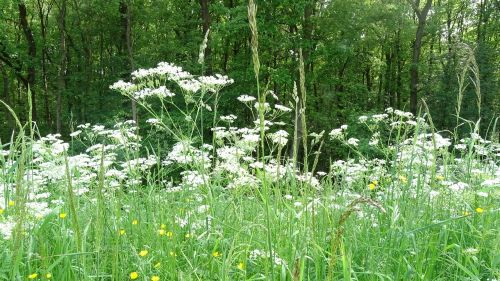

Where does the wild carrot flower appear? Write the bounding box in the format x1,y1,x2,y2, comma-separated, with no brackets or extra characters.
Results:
129,272,139,280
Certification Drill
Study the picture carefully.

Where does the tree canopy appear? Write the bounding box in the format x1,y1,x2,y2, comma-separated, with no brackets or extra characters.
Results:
0,0,498,148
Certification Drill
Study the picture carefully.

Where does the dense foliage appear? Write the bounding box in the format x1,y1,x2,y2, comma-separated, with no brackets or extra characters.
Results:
0,0,498,151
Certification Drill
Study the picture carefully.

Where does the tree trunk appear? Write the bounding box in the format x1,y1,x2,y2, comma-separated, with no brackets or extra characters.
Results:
18,3,37,121
37,0,52,129
384,49,393,108
56,0,67,133
409,0,432,115
395,28,402,109
0,63,13,129
120,0,137,124
199,0,212,73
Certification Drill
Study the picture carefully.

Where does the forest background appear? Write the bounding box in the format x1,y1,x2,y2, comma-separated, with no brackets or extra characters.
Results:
0,0,498,163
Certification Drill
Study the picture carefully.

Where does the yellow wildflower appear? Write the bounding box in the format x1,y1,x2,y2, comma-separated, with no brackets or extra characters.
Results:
399,175,408,183
0,208,4,215
368,183,376,190
158,229,166,236
59,213,67,219
166,231,173,238
154,262,161,269
8,200,15,207
169,251,177,257
132,219,138,225
45,273,52,279
436,175,445,181
237,262,245,270
475,207,484,214
28,273,38,279
119,229,126,236
151,276,160,281
160,224,166,229
212,251,221,258
463,211,470,216
130,272,139,280
139,250,149,257
185,233,191,238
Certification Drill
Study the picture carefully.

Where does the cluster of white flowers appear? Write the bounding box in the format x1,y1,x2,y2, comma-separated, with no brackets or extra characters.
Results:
133,86,175,99
396,133,451,168
269,130,289,146
254,102,271,112
181,170,209,189
347,137,359,147
274,104,292,112
109,80,135,92
446,181,469,192
132,62,192,81
237,95,256,103
163,141,211,169
198,74,234,92
249,249,287,267
226,173,260,189
177,79,201,93
329,125,347,140
0,220,15,239
220,114,237,123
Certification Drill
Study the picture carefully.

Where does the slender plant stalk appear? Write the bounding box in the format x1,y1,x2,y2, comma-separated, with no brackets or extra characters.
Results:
95,145,106,279
248,0,275,279
298,49,309,174
3,89,31,278
63,151,82,252
327,197,385,280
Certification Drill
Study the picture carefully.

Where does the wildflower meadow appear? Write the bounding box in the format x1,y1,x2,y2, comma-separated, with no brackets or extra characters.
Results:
1,55,498,279
0,0,499,280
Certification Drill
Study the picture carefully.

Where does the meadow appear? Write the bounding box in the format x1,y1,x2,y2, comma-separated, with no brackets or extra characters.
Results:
0,57,499,281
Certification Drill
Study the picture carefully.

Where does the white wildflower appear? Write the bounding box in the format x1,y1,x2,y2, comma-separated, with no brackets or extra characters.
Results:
347,138,359,147
270,130,289,146
237,95,256,103
69,130,81,137
274,104,292,112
